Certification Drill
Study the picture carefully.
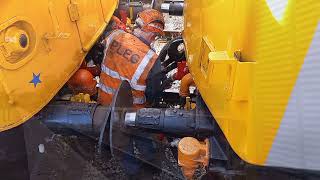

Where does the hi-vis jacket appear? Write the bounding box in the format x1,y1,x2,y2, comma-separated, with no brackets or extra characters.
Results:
98,29,158,106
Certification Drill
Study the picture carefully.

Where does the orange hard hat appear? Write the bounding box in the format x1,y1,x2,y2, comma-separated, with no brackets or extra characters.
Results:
135,9,165,35
67,69,97,95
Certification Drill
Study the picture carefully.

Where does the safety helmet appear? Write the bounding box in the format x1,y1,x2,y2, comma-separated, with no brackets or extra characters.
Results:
135,9,165,35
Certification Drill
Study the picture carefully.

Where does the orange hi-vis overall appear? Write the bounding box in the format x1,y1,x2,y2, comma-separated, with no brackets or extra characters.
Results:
98,29,158,106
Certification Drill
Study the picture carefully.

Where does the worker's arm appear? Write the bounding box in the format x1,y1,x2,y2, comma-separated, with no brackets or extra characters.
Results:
145,58,163,106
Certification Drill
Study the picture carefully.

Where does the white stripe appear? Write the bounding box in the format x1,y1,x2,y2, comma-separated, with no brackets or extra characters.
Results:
131,81,147,91
105,29,125,51
133,97,146,105
98,82,145,104
131,49,155,87
267,23,320,170
101,64,146,91
101,64,130,81
101,36,155,92
266,0,288,22
131,83,146,91
102,30,125,64
98,83,116,95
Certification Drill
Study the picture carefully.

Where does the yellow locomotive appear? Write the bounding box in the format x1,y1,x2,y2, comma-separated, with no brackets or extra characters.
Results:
184,0,320,171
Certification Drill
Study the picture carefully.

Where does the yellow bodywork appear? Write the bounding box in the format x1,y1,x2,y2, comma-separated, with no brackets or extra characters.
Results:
184,0,320,166
0,0,118,131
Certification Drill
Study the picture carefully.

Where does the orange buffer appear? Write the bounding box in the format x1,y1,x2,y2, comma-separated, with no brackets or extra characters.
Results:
178,137,209,179
67,69,97,96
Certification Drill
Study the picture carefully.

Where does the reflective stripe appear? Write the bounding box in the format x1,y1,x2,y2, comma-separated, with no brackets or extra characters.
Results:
131,83,146,91
101,64,146,91
105,30,125,51
103,30,125,64
101,36,155,92
99,81,145,104
131,49,155,84
98,83,116,95
133,97,146,105
101,64,130,82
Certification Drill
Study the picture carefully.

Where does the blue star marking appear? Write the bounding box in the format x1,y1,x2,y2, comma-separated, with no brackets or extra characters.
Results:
30,73,42,87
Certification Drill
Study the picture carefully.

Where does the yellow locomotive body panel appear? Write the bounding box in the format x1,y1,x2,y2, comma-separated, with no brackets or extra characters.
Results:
184,0,320,170
0,0,118,131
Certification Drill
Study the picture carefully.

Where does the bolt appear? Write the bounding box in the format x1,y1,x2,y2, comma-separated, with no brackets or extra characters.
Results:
234,50,241,61
19,34,28,48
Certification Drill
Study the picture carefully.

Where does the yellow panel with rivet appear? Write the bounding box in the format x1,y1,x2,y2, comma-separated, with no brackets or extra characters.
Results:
0,0,117,132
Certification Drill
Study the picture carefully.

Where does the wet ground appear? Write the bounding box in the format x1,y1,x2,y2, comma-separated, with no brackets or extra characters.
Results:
39,135,184,180
21,118,185,180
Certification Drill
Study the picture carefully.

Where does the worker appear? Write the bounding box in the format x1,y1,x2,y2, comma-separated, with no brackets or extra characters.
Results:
98,9,165,178
97,9,165,108
66,15,129,101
